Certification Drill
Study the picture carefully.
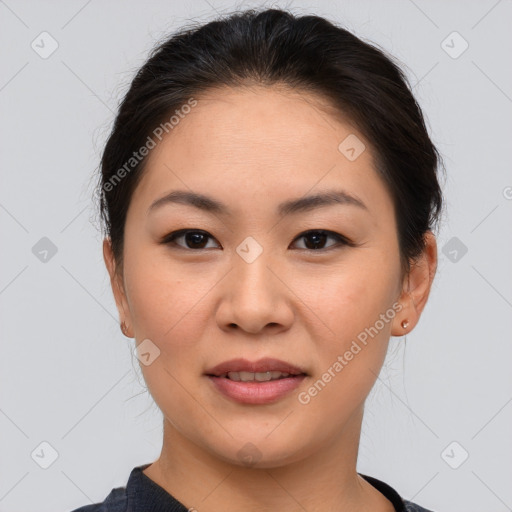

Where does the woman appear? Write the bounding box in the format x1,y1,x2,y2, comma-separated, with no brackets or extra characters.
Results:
73,7,443,512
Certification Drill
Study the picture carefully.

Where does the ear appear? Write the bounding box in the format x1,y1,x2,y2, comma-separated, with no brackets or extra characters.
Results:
391,231,437,336
103,237,134,338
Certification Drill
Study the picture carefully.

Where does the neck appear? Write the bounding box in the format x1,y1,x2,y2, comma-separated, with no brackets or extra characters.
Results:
143,406,395,512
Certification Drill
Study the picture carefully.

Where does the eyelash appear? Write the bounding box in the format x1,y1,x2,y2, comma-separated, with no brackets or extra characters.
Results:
161,229,355,252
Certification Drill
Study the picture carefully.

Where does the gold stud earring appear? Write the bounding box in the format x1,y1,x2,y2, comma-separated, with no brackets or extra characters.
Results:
401,319,409,330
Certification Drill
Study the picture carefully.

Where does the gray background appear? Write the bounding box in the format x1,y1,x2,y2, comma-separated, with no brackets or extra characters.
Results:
1,1,511,511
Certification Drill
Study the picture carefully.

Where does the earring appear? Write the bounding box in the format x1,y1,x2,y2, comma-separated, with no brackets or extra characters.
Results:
401,319,409,330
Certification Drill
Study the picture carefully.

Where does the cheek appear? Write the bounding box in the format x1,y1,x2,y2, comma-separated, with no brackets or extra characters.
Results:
124,246,213,342
124,256,214,426
310,255,400,342
295,271,398,438
123,250,221,395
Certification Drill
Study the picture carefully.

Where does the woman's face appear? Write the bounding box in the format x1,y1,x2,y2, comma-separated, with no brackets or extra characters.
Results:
105,86,422,467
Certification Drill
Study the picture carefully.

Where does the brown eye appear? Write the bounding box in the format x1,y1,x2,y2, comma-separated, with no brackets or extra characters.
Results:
291,230,352,251
163,230,220,250
162,229,353,252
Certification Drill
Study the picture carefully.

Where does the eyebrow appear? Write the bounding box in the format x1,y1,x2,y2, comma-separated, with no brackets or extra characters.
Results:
147,188,368,217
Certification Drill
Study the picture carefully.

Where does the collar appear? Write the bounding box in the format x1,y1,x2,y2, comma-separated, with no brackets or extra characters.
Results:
126,463,406,512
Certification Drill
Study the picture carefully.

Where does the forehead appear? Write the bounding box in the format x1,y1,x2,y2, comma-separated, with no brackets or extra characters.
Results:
129,85,392,219
163,85,364,162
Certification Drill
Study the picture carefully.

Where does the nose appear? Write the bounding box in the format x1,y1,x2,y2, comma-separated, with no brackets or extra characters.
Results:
215,241,294,335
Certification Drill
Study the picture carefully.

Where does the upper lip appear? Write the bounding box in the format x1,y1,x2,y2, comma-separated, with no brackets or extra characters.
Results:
205,357,308,377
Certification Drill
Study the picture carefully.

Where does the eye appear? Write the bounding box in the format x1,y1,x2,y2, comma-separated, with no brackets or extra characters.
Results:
162,229,220,250
291,229,353,251
161,229,353,252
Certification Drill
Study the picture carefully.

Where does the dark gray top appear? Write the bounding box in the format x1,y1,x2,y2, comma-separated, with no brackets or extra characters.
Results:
69,463,435,512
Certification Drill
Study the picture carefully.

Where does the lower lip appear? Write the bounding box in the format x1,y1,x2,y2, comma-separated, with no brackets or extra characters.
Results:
207,375,307,404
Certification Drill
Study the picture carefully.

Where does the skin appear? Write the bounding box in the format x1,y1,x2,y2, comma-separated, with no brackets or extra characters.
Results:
103,85,437,512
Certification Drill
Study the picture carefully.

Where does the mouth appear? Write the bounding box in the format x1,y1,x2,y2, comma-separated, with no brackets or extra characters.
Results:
205,357,308,404
212,370,303,382
205,357,308,377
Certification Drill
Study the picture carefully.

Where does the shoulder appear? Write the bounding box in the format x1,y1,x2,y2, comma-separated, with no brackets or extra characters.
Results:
67,486,128,512
359,472,437,512
404,499,436,512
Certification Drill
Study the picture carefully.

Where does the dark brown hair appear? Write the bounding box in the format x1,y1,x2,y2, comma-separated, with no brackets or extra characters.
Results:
96,7,444,275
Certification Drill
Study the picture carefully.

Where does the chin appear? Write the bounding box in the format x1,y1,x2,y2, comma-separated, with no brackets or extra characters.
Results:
204,433,309,469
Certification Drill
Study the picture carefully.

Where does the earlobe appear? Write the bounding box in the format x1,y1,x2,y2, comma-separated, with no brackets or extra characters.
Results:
103,238,134,338
391,231,437,336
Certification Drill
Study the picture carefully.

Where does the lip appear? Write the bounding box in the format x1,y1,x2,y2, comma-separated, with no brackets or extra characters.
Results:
205,357,308,405
207,374,307,404
205,357,307,377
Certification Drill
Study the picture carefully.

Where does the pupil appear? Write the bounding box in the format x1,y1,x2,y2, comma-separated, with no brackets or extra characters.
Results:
306,232,326,250
187,232,207,248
